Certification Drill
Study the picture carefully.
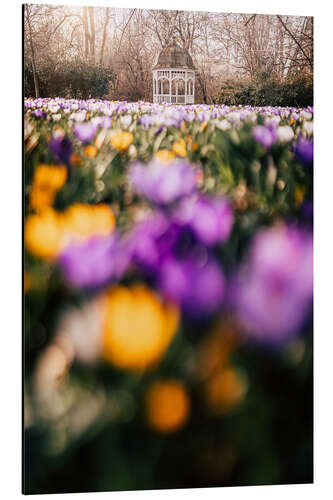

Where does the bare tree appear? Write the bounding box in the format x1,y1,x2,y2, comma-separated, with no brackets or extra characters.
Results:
25,4,39,98
100,8,110,65
24,6,313,102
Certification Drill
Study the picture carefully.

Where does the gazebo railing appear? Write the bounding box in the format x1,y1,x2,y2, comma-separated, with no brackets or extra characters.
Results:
154,95,192,104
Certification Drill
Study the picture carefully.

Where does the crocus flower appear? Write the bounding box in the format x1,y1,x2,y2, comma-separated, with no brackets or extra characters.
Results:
33,109,44,118
294,135,313,167
25,209,64,260
174,194,234,245
233,225,313,343
103,284,180,372
128,212,181,273
30,164,67,213
252,125,277,149
49,135,73,165
110,131,133,151
58,234,130,289
101,116,112,129
55,296,105,364
73,122,97,143
130,159,197,205
159,255,226,317
139,114,154,128
145,380,190,433
277,125,294,143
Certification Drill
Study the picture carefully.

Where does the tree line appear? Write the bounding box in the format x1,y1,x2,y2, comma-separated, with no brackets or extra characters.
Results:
24,5,313,105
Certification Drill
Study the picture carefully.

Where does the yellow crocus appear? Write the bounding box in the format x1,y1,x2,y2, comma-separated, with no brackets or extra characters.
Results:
205,367,247,414
30,164,67,213
155,149,175,164
90,204,116,236
103,284,179,372
33,164,67,192
63,203,115,243
110,131,133,152
30,185,56,213
145,380,190,433
69,152,83,166
25,209,65,259
83,145,98,158
172,139,187,157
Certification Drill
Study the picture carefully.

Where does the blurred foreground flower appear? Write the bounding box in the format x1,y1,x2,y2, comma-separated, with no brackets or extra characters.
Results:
172,139,187,157
49,134,73,165
197,319,241,381
59,234,130,288
277,125,294,143
110,131,133,151
74,122,97,143
62,203,115,244
294,135,313,167
174,194,233,245
145,380,190,433
127,192,232,316
205,367,247,414
33,164,67,191
155,149,175,164
252,125,277,149
30,164,67,212
25,209,65,259
55,295,106,365
233,224,313,342
83,145,98,158
25,204,115,260
34,344,70,401
103,284,180,372
130,158,197,205
159,255,226,317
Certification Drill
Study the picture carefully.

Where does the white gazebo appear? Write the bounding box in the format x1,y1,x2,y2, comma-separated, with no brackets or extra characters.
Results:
152,43,195,104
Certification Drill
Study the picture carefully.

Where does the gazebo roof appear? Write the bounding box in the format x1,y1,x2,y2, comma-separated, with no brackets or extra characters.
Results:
153,43,195,70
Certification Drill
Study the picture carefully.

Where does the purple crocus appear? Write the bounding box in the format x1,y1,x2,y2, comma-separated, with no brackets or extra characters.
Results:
33,109,45,118
233,225,313,343
126,211,227,316
128,212,181,273
159,255,226,316
49,135,73,165
253,125,277,149
130,159,197,205
138,114,154,128
294,136,313,167
174,194,234,246
300,201,313,227
73,122,97,143
101,116,112,129
58,234,130,288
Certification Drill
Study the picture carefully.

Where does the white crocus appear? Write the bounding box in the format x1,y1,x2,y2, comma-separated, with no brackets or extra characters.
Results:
216,119,231,131
277,125,294,143
303,121,313,136
120,115,132,128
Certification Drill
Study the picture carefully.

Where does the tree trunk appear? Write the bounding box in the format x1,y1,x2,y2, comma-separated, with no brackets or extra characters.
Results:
25,5,39,98
82,7,89,61
197,73,208,104
100,8,110,65
88,7,95,64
